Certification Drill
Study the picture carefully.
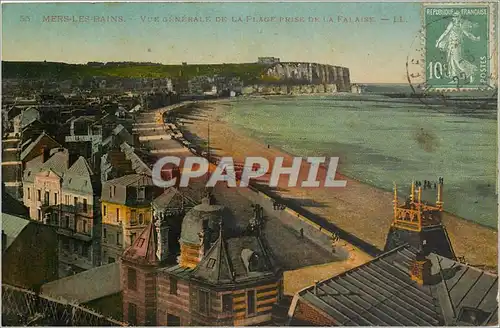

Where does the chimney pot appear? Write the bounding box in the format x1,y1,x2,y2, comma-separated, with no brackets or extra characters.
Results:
410,253,432,285
41,146,50,163
313,280,319,295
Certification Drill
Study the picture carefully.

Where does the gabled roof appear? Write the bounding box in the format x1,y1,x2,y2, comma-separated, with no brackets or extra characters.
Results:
105,173,153,187
152,187,198,211
20,132,61,161
191,230,235,284
40,262,121,304
122,222,159,266
23,149,69,183
62,156,94,194
2,187,29,217
292,244,498,326
2,213,30,250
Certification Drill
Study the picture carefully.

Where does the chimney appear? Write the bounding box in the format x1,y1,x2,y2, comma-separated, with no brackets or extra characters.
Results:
313,280,319,295
69,152,79,167
410,252,432,285
41,146,50,163
155,215,169,262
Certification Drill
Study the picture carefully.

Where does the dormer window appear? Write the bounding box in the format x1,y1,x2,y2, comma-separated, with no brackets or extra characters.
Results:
207,258,216,269
137,187,145,201
457,307,490,326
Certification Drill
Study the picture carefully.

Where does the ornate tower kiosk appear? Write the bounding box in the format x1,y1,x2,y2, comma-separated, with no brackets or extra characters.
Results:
384,181,456,259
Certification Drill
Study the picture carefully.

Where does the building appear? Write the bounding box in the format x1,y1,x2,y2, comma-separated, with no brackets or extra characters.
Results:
257,57,281,65
20,131,62,168
40,262,123,321
288,244,498,326
100,174,162,265
384,181,456,260
22,147,102,277
120,194,284,326
2,213,58,289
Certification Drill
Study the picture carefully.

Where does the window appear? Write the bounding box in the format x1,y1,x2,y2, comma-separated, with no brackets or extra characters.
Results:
44,191,49,206
37,189,41,201
113,185,117,196
167,314,181,326
65,195,70,205
82,198,87,213
116,208,120,222
109,186,113,198
137,187,145,201
54,193,58,205
103,205,107,216
146,310,156,326
103,227,107,239
247,290,256,315
27,188,30,199
108,257,115,263
64,215,69,228
128,268,137,290
130,210,137,225
69,217,75,230
74,197,78,209
137,238,145,247
138,213,144,225
207,258,216,269
128,303,137,325
170,278,177,295
83,221,88,234
37,209,41,221
116,232,122,246
222,294,233,313
198,290,209,314
62,238,70,251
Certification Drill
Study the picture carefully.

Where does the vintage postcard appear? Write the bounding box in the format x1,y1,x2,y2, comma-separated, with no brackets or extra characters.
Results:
1,1,498,326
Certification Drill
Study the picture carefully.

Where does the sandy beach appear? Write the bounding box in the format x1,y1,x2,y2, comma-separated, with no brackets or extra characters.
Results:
177,99,498,270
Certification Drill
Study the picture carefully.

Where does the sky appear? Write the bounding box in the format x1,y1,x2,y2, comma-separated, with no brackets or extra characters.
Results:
2,2,423,83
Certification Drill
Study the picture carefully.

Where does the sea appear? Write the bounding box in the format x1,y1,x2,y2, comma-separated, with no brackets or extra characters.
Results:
220,85,498,228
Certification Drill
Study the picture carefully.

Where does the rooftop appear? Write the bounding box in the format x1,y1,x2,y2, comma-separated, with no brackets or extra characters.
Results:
40,262,121,304
291,244,498,326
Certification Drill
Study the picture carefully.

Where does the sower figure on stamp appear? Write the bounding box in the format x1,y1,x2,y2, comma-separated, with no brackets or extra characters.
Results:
435,11,480,83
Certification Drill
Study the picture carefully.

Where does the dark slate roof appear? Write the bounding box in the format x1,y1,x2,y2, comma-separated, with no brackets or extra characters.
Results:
152,187,197,211
120,142,152,176
292,244,498,326
102,124,135,148
20,132,58,161
122,222,158,266
162,264,195,279
191,229,235,284
101,174,155,205
186,230,277,286
2,186,29,217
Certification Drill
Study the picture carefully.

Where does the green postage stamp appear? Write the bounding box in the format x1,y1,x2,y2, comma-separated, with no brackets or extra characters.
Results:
423,3,497,90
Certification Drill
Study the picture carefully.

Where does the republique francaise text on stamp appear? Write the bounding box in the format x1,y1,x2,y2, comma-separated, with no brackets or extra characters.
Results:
423,3,497,90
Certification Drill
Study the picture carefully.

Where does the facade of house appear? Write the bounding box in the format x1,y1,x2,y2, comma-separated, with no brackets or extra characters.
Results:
101,174,162,265
22,147,102,277
120,194,284,326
